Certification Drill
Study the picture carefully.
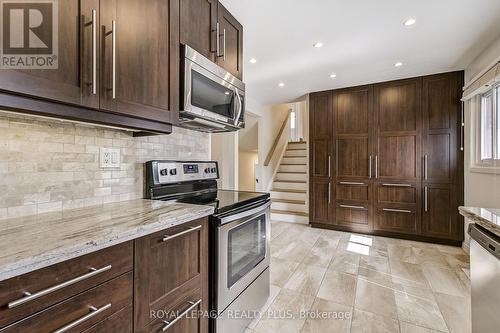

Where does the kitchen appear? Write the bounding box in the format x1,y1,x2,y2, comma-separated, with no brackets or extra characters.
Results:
0,0,499,333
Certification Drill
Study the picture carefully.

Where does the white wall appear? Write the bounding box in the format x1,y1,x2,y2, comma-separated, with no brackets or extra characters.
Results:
462,33,500,250
238,151,258,191
211,132,238,190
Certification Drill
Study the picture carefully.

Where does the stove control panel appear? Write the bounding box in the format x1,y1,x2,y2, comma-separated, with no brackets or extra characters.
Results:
152,161,219,184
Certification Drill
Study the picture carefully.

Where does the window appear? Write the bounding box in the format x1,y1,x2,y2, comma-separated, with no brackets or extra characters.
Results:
474,83,500,171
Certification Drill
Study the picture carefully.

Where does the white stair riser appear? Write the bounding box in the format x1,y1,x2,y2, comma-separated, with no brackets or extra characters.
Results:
282,157,307,165
271,212,309,224
279,164,307,173
273,181,306,190
288,142,307,149
271,201,307,213
285,150,307,157
271,191,307,201
276,173,307,181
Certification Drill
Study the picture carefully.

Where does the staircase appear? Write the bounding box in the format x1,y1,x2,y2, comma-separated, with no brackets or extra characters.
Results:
270,141,309,224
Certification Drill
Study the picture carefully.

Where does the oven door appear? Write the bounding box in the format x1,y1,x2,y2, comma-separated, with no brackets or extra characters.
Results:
183,57,244,129
216,200,271,312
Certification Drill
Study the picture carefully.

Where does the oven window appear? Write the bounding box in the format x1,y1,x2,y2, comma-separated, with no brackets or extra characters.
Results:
227,214,266,288
191,70,235,118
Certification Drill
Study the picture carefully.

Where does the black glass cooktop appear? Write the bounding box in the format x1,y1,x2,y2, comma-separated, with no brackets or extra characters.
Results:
174,189,269,215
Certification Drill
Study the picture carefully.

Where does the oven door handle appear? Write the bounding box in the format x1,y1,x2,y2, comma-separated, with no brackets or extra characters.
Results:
233,87,242,126
218,200,271,225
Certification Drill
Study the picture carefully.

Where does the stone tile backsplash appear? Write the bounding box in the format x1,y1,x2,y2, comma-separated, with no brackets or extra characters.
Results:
0,113,209,220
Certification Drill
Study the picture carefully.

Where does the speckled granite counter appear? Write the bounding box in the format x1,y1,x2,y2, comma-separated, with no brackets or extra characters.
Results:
0,199,214,282
459,206,500,237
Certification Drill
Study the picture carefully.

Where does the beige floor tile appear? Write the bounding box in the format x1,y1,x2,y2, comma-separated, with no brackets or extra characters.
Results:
313,233,341,249
270,257,300,287
300,298,352,333
434,292,471,333
390,259,430,288
329,250,360,275
433,244,466,256
393,283,436,302
358,266,393,288
272,239,313,260
412,247,451,267
395,289,449,332
350,308,399,333
421,264,468,297
301,244,335,268
400,322,443,333
354,278,398,319
442,252,470,269
388,244,418,263
254,289,315,333
359,255,391,273
284,263,327,296
317,269,357,306
271,221,289,239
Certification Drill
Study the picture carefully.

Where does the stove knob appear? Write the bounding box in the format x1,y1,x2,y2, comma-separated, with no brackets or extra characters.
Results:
160,169,168,176
169,169,177,176
211,167,217,173
204,167,211,174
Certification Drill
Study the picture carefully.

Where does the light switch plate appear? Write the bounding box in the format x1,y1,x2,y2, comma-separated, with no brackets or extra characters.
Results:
100,148,121,168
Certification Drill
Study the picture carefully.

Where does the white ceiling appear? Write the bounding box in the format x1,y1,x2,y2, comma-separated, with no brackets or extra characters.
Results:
219,0,500,105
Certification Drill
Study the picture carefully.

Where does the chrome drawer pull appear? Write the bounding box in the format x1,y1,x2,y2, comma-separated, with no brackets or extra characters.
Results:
339,204,366,210
7,265,112,309
383,208,412,214
91,9,97,95
339,182,365,185
381,183,412,187
52,303,111,333
162,225,202,242
111,20,117,99
161,299,202,332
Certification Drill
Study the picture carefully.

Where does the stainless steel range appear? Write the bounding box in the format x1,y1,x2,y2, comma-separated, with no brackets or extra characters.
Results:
145,160,271,333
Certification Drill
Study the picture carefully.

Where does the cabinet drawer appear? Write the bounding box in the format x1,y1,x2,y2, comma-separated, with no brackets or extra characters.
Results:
377,183,417,204
142,289,204,333
335,204,369,227
1,272,132,333
336,182,369,202
0,241,133,328
375,206,418,234
83,305,133,333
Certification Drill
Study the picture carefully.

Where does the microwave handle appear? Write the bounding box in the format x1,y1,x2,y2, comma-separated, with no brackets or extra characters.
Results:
234,88,242,125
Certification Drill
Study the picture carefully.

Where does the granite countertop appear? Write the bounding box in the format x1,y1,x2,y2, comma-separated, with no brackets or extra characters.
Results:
459,206,500,237
0,199,214,282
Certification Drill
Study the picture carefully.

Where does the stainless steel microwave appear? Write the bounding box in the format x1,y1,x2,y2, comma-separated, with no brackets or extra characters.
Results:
179,45,245,133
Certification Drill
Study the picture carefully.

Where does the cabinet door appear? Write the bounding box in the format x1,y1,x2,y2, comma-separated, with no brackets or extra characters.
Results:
311,179,332,224
374,78,421,181
217,4,243,80
310,92,332,178
180,0,218,60
422,184,459,240
422,72,462,183
134,218,208,332
0,0,99,108
100,0,179,124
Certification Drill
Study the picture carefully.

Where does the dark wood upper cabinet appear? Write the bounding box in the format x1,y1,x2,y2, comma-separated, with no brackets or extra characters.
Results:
180,0,218,61
374,78,421,181
216,4,243,80
310,92,332,178
100,0,179,124
0,0,99,108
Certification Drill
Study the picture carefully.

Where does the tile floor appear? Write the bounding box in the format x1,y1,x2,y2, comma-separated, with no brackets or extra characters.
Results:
246,221,471,333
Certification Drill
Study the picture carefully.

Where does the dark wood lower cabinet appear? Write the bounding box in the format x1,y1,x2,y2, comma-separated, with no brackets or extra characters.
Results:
422,183,460,240
310,179,332,225
0,217,209,332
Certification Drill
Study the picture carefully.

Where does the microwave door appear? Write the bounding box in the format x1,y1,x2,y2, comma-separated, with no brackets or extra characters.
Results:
233,87,242,126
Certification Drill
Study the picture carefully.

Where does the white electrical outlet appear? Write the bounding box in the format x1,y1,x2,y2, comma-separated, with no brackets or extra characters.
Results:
100,148,121,168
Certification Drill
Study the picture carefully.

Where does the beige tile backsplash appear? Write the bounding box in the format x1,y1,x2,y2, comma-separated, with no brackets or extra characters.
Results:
0,113,209,220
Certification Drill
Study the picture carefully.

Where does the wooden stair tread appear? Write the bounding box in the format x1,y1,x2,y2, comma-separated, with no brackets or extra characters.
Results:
271,189,307,193
272,199,306,205
284,155,307,158
280,163,307,166
288,141,307,144
274,180,307,183
287,148,307,151
277,171,306,174
271,209,309,217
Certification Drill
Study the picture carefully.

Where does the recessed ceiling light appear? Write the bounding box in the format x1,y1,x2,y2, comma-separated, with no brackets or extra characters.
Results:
394,62,403,67
404,18,416,26
278,82,285,87
249,58,257,64
330,73,337,78
312,42,324,48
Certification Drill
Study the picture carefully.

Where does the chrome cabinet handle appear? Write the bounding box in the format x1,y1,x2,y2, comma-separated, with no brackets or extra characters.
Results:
383,208,412,214
339,182,365,186
328,182,331,204
382,183,412,187
161,299,202,332
374,155,378,179
328,155,331,178
368,156,372,179
339,204,366,210
162,225,202,242
111,20,117,99
52,303,111,333
424,155,428,180
216,22,220,56
460,102,465,152
223,28,226,61
8,265,112,308
424,186,428,212
91,9,97,95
